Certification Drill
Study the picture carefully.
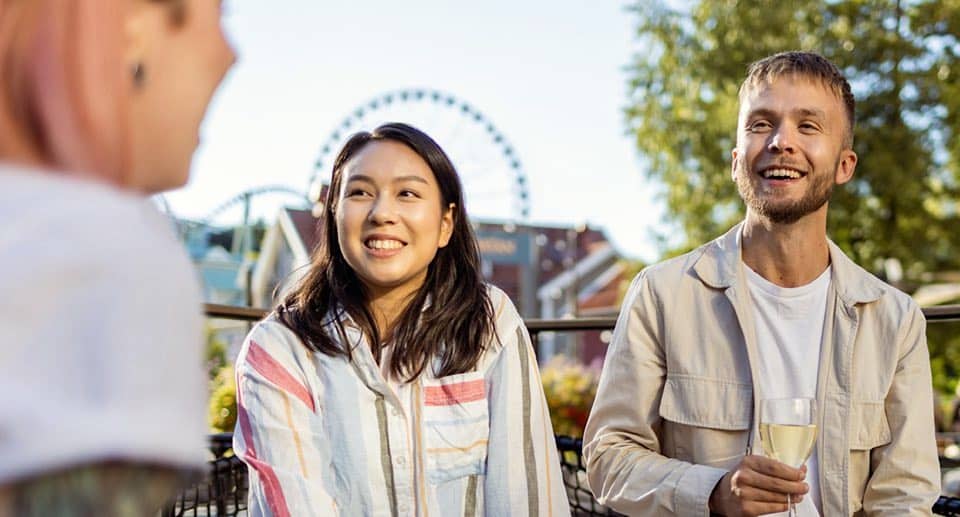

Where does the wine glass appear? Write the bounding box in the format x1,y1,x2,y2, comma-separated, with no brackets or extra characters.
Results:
759,398,818,517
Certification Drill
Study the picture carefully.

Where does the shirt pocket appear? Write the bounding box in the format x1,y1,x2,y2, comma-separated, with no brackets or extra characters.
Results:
421,371,490,484
848,400,891,512
658,374,753,468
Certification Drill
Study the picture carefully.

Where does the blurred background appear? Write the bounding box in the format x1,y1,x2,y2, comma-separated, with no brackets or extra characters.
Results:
164,0,960,444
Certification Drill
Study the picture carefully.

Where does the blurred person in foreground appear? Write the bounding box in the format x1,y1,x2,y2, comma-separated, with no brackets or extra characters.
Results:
0,0,234,514
584,51,940,516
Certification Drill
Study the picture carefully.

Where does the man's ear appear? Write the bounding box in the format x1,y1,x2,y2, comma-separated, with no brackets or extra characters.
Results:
835,149,857,185
731,148,739,181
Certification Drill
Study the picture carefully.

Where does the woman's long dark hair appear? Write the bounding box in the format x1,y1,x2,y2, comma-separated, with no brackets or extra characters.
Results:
277,122,496,382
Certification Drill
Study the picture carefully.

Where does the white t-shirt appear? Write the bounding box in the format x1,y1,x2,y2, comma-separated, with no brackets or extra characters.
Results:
0,165,207,483
745,263,831,517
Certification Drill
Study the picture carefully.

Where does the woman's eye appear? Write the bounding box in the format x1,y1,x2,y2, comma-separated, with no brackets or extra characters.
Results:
399,190,420,198
347,189,370,197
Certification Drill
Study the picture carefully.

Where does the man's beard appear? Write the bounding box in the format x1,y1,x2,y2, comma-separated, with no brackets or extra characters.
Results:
734,159,837,224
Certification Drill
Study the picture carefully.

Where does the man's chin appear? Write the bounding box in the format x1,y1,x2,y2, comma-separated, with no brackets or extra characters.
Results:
753,200,828,224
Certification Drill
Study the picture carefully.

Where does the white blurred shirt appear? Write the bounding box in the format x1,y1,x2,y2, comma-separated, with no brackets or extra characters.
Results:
0,164,207,483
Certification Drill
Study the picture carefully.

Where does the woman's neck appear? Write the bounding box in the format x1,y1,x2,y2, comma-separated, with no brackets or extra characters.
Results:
366,288,418,343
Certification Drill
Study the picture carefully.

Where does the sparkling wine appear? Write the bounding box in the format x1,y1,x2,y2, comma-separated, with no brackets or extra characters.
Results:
759,423,817,468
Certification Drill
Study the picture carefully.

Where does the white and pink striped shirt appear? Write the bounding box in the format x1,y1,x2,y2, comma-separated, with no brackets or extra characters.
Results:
233,286,570,516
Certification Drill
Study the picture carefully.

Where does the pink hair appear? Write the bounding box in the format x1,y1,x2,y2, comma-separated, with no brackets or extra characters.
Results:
0,0,130,185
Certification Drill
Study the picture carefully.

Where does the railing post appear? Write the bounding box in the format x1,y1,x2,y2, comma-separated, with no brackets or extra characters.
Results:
529,330,541,361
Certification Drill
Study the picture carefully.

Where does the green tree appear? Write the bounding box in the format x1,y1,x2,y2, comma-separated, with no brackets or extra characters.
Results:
626,0,960,395
627,0,960,278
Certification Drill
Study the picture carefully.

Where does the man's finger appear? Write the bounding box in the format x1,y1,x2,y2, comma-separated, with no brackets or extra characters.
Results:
733,484,792,504
734,468,809,495
744,455,806,481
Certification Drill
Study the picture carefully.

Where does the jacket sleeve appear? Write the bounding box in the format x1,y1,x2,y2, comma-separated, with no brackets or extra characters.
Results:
862,303,941,515
483,305,570,516
583,271,727,516
233,324,338,517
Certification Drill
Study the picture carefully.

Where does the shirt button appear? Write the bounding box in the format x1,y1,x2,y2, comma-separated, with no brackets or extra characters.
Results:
392,408,401,417
398,504,409,515
396,456,406,466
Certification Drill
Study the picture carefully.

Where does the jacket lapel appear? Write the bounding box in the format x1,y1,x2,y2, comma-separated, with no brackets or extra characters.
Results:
693,223,765,454
817,241,884,515
691,226,886,476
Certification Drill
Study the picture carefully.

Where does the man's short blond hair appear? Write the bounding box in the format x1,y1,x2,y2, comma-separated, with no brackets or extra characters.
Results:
739,51,856,149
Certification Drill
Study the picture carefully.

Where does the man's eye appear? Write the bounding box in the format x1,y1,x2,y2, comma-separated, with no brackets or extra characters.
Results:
749,121,772,131
399,190,420,198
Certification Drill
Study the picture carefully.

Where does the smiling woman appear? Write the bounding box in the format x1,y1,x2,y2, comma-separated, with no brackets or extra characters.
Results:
335,140,455,330
282,123,487,378
0,0,234,515
233,122,570,516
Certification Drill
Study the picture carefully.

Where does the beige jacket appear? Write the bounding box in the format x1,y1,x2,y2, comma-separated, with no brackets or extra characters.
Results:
583,224,940,516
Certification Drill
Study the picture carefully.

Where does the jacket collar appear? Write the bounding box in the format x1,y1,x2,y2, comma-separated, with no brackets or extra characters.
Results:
692,221,885,305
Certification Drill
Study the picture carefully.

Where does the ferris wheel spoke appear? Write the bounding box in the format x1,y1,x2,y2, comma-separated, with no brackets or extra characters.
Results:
310,88,531,222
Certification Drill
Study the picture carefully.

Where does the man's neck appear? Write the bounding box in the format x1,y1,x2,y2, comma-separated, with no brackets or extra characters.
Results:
741,210,831,288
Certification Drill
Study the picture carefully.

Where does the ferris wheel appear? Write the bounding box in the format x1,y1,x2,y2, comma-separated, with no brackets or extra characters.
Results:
183,185,310,256
199,185,310,227
307,88,531,222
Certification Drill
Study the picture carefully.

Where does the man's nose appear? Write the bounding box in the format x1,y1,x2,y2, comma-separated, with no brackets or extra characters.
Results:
767,127,796,153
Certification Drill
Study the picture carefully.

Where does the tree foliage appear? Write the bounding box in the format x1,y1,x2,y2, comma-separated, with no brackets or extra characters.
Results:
627,0,960,278
626,0,960,395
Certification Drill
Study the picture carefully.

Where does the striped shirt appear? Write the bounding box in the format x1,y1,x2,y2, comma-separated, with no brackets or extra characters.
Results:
233,286,570,516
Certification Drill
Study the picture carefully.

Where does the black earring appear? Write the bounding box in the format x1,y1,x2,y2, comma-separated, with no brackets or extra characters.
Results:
131,62,146,87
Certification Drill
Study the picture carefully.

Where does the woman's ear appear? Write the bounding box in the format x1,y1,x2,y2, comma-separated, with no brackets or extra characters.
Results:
123,2,167,89
438,203,455,248
124,4,148,81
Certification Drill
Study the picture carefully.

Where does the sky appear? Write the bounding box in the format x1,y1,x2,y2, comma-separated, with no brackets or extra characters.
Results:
164,0,666,261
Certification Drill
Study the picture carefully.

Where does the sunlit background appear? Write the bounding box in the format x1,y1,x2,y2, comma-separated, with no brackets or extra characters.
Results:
165,0,662,261
162,2,960,508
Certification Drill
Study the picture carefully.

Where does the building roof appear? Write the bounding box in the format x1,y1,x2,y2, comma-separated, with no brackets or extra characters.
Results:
269,208,628,316
287,208,321,254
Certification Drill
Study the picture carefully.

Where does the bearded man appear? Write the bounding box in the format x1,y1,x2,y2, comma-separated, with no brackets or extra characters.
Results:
584,51,940,516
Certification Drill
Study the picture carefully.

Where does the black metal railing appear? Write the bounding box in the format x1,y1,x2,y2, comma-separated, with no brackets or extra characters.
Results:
162,434,247,517
555,436,623,516
162,434,612,516
183,302,960,515
938,496,960,516
204,302,960,341
162,432,960,516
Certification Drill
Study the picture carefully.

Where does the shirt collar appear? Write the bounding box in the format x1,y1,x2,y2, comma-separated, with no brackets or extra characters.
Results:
691,221,884,305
